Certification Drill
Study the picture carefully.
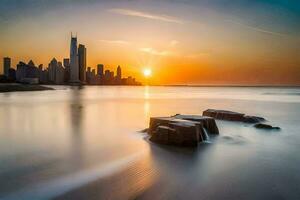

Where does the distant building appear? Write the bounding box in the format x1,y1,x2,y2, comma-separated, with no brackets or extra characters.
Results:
28,60,35,67
86,67,92,83
3,57,11,77
116,65,122,84
48,58,65,84
63,58,70,68
63,58,70,82
48,58,57,83
70,34,79,83
16,60,39,84
8,68,16,81
78,44,87,83
38,64,43,70
16,62,26,82
97,64,104,76
38,64,48,84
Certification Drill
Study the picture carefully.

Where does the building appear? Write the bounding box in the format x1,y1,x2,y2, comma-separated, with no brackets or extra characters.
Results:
8,68,16,81
78,44,87,83
97,64,104,76
3,57,11,77
63,58,70,68
48,58,65,84
63,58,70,82
48,58,57,83
16,60,39,84
69,34,79,83
116,65,122,84
104,70,115,84
16,62,27,82
56,62,65,84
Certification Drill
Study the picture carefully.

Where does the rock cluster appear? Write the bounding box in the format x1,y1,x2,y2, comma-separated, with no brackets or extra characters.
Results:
148,115,219,147
203,109,265,123
254,123,280,130
202,109,280,130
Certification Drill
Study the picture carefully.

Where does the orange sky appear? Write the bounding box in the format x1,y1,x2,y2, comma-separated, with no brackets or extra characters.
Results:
0,0,300,85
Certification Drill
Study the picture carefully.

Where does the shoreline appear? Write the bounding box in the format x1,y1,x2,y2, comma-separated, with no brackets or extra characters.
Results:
0,83,54,93
0,83,299,94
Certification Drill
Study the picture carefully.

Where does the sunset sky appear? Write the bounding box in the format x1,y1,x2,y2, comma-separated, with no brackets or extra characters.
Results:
0,0,300,85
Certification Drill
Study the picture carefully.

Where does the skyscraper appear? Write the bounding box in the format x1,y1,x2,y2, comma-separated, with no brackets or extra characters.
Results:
69,34,79,83
116,65,122,80
97,64,104,76
3,57,11,77
78,44,86,83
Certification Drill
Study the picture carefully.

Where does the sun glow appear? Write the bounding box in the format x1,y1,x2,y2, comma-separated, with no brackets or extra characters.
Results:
143,68,152,78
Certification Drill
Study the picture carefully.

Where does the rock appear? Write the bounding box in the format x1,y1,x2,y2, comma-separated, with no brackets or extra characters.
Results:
173,114,219,134
139,128,149,133
243,116,265,123
148,115,219,146
254,123,280,130
203,109,245,121
203,109,265,123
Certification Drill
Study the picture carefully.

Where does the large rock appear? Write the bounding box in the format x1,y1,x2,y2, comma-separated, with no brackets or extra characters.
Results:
148,115,219,146
254,123,280,130
173,114,219,134
203,109,265,123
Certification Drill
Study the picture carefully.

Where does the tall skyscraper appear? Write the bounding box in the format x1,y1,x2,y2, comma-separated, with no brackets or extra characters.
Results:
69,34,79,83
3,57,11,76
97,64,104,76
116,65,122,80
78,44,86,83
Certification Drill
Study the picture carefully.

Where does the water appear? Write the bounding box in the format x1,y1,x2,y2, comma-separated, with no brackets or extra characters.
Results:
0,86,300,200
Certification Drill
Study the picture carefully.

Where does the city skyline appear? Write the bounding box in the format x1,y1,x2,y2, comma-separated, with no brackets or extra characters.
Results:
0,0,300,85
1,35,141,86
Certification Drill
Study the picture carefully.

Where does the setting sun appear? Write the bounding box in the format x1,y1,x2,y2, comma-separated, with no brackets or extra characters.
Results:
143,68,152,78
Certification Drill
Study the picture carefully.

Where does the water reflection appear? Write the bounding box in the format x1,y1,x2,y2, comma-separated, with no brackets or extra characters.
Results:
69,87,85,168
144,86,150,99
0,86,299,200
70,87,84,136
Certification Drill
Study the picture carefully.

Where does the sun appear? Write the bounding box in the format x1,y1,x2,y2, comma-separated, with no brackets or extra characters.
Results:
143,68,152,78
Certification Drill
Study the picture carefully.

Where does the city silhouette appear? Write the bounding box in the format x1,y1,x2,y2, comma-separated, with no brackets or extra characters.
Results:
1,34,141,86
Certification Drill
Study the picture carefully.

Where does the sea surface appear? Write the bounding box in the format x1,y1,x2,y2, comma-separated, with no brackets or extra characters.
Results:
0,86,300,200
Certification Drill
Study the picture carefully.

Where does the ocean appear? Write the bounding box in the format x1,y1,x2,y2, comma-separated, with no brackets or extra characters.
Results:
0,86,299,200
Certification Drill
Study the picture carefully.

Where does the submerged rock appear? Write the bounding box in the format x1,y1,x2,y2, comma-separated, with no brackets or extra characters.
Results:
243,115,265,123
203,109,265,123
139,128,149,133
173,114,219,135
148,115,219,146
254,123,280,130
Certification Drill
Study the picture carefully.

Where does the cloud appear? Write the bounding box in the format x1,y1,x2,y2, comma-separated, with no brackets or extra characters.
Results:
98,40,131,45
170,40,179,46
185,53,211,59
139,47,173,56
109,8,186,24
226,20,285,36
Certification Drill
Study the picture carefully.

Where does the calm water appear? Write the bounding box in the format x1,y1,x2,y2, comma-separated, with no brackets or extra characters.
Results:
0,86,300,200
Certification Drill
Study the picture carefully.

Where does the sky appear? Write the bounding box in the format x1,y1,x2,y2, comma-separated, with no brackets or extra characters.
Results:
0,0,300,85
